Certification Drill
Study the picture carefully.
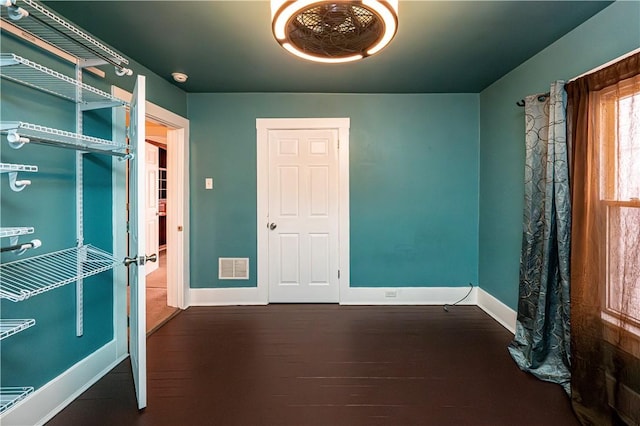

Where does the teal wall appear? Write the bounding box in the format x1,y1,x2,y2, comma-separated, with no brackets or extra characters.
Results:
187,93,480,288
478,1,640,309
89,55,187,118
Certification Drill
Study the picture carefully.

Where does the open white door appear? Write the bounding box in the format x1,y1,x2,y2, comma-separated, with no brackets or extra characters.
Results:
125,75,152,410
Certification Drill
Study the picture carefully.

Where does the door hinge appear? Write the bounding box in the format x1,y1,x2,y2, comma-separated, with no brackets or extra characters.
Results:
338,270,340,279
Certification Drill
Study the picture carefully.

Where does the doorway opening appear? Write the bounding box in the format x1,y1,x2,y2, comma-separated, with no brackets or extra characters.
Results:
113,85,190,354
144,121,179,333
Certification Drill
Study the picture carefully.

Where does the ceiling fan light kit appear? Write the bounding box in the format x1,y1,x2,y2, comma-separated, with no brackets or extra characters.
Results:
271,0,398,64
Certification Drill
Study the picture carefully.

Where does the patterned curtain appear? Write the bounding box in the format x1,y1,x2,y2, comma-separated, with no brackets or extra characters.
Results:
508,81,572,393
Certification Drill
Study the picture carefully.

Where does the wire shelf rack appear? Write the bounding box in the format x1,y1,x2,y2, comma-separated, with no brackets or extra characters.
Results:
0,53,127,107
0,163,38,173
1,121,129,157
0,161,39,191
0,227,34,239
0,319,36,340
0,245,120,302
0,387,34,414
0,0,129,73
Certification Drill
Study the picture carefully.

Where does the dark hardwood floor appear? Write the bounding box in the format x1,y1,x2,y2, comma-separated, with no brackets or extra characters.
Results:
47,305,578,426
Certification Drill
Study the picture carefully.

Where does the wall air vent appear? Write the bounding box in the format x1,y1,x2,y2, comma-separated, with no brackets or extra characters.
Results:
218,258,249,280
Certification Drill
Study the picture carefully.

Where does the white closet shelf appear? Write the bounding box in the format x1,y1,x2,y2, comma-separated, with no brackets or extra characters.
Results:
0,227,34,239
1,121,130,157
0,163,38,173
0,244,120,302
1,0,130,74
0,387,34,414
0,319,35,340
0,161,38,191
0,53,127,108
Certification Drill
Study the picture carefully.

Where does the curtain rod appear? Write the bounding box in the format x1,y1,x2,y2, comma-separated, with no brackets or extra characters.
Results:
516,92,550,107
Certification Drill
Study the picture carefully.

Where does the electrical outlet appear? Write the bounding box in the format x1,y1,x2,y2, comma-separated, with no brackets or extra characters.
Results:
385,290,397,298
205,178,213,190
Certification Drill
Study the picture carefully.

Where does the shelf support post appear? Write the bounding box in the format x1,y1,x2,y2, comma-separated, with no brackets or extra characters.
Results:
75,62,84,337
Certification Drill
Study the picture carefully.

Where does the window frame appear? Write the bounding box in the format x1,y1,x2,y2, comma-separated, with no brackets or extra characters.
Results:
594,75,640,352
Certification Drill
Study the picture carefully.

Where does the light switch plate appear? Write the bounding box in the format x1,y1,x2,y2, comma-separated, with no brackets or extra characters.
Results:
205,178,213,189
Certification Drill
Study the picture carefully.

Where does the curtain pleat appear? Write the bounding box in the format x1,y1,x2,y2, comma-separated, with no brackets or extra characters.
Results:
508,81,572,393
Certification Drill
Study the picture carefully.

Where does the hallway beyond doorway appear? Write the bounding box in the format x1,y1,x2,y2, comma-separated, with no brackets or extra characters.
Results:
146,250,178,334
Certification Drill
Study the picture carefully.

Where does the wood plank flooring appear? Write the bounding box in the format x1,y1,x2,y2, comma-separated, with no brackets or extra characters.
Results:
47,305,578,426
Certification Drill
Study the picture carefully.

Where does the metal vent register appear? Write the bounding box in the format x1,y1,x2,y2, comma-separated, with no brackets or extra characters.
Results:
218,258,249,280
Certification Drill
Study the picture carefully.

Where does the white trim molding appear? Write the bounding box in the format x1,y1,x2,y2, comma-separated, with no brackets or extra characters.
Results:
189,287,267,306
186,285,517,336
188,285,479,307
340,286,478,306
0,340,125,426
112,85,190,310
256,118,350,304
476,287,517,334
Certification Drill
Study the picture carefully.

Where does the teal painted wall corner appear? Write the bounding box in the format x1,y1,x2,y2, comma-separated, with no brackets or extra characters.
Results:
478,1,640,309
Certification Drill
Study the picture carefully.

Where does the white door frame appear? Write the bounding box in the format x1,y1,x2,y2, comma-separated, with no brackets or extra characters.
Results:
113,87,190,357
256,118,350,304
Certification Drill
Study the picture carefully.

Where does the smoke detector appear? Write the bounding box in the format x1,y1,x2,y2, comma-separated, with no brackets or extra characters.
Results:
172,72,188,83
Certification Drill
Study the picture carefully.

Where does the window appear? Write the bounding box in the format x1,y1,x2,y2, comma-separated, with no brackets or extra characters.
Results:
595,74,640,336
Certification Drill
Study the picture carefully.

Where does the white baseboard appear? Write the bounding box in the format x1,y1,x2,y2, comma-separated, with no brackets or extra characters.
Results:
0,340,125,426
188,285,478,307
189,287,267,306
340,285,478,306
476,287,517,334
188,285,517,336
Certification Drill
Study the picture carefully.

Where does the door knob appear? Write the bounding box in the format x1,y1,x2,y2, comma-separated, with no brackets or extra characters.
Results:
269,223,277,230
124,253,157,266
124,256,138,267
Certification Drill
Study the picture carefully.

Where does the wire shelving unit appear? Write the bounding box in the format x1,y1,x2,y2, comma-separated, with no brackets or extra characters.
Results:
0,245,120,302
0,0,130,75
0,163,37,173
0,162,38,191
0,319,36,340
0,387,34,414
0,53,127,108
0,0,133,415
1,122,129,157
0,227,34,239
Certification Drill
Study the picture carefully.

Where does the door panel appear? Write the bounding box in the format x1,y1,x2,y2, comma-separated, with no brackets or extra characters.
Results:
279,167,299,216
145,143,159,274
279,234,300,284
128,75,147,410
268,129,339,302
309,166,329,216
309,233,330,284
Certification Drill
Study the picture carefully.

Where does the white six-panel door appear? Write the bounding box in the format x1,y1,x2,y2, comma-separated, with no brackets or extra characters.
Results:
268,129,339,302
